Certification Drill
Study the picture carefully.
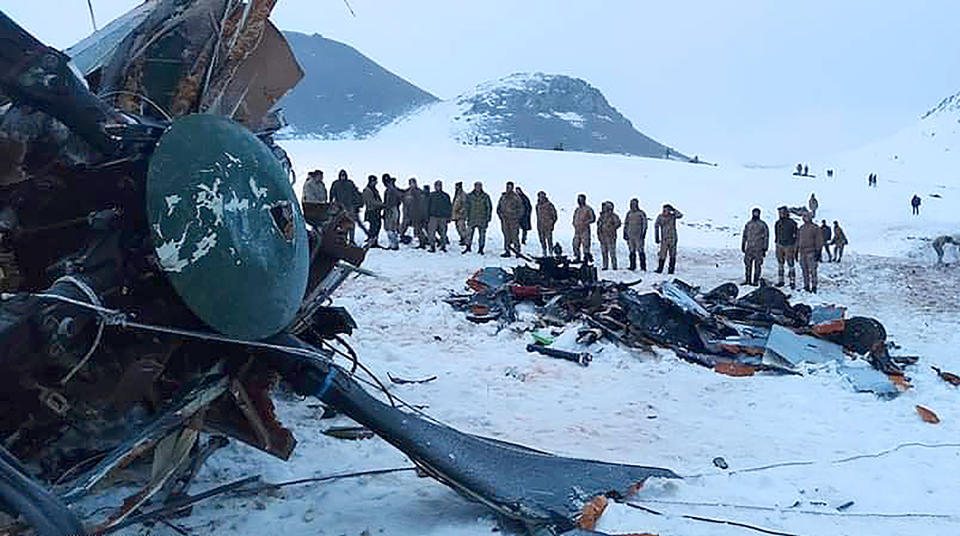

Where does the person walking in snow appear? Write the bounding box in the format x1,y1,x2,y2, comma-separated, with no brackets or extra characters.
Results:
497,181,524,257
516,187,532,245
774,206,798,289
572,194,596,262
797,213,824,293
597,201,622,270
808,193,818,219
741,208,769,286
819,219,833,262
302,169,327,205
911,194,922,215
623,198,648,271
451,181,467,246
831,221,848,262
427,180,452,252
362,175,383,247
535,191,557,257
463,181,492,254
382,175,402,250
654,204,683,274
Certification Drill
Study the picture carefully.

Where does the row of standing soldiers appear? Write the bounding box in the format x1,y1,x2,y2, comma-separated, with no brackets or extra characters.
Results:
301,169,683,273
742,206,847,293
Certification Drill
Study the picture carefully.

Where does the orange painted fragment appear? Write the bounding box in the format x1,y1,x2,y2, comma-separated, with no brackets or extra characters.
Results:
578,495,609,530
916,405,940,424
714,361,757,377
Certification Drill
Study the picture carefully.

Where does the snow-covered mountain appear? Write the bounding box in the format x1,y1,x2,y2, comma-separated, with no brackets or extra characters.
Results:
277,32,438,139
442,73,687,159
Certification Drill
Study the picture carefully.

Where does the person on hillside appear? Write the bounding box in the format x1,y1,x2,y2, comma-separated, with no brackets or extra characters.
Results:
597,201,622,270
911,194,922,215
774,206,798,289
535,191,557,257
572,194,596,262
741,208,769,286
463,181,492,254
654,204,683,274
330,169,363,244
808,193,818,218
382,175,402,250
819,219,833,262
832,221,848,262
361,175,383,247
797,213,824,292
623,198,648,271
302,169,327,205
427,180,452,252
516,186,532,245
401,178,426,247
451,181,467,246
497,181,524,257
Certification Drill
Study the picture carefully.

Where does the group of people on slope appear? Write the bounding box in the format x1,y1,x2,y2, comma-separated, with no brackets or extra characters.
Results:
741,195,847,294
301,170,684,273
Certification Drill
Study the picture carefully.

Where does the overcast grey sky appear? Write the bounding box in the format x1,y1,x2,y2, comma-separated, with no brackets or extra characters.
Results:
5,0,960,163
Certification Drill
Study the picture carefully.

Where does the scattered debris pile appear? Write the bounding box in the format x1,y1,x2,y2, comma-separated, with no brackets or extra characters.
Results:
0,6,677,536
448,257,917,397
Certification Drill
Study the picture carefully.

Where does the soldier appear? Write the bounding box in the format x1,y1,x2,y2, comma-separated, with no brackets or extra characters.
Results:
597,201,622,270
382,175,402,250
427,180,452,252
808,193,818,218
571,194,596,262
329,169,363,244
463,181,492,254
517,186,532,245
623,198,648,271
774,206,798,288
302,169,327,204
819,219,833,262
911,194,921,215
933,235,960,264
832,221,848,262
451,181,467,246
535,191,557,257
797,213,824,292
362,175,383,247
654,204,683,274
740,207,769,286
401,178,426,247
420,184,432,247
497,181,524,257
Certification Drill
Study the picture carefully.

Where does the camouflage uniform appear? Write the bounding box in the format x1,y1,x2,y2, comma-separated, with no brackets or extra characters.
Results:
597,201,622,270
572,202,596,261
362,182,383,246
741,214,769,285
535,194,557,257
774,212,798,288
464,187,492,253
497,188,524,256
623,201,648,271
654,206,683,274
401,182,427,247
797,217,824,292
832,223,848,262
451,184,467,245
382,180,402,249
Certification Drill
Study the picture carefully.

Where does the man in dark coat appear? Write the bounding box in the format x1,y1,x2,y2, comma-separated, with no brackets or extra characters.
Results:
774,206,798,288
516,186,532,245
741,208,769,286
329,169,363,244
427,180,452,252
911,194,921,215
819,219,833,262
401,178,427,248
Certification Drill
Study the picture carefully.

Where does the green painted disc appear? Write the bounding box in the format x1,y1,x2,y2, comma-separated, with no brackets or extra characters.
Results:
147,114,308,340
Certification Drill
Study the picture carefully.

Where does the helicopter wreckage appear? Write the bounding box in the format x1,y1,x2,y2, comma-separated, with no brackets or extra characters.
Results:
0,2,676,535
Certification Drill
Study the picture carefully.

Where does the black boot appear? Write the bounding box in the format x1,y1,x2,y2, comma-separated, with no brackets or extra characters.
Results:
667,257,676,274
478,244,484,255
639,253,647,271
655,258,665,273
629,251,637,271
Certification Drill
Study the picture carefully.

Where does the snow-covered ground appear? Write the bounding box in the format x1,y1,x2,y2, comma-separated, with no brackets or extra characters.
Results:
106,110,960,535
